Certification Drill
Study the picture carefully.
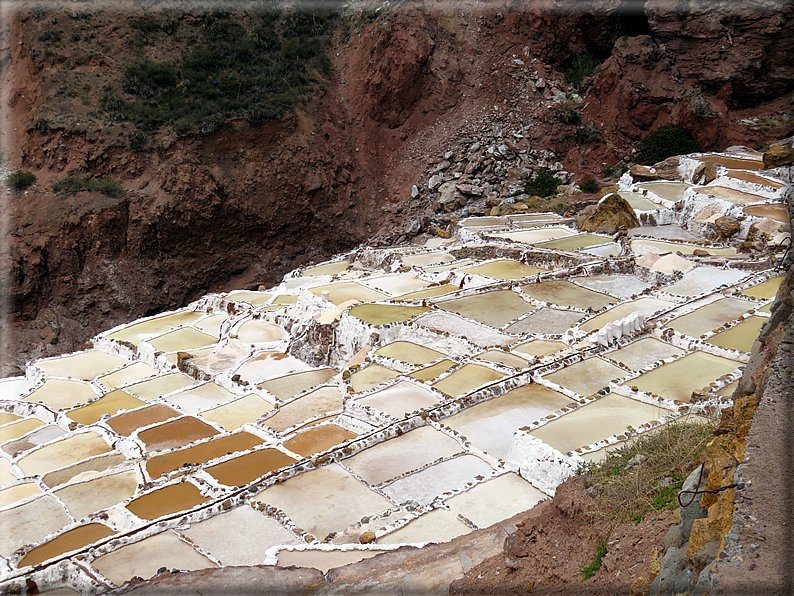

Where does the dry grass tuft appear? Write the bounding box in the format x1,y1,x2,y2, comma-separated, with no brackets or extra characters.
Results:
580,417,717,537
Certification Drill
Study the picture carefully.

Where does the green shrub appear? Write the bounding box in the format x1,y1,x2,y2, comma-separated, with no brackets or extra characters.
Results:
525,170,560,198
576,122,603,145
53,176,125,199
7,170,36,191
581,540,607,580
636,124,699,165
555,105,581,125
603,164,616,178
565,53,598,93
579,178,599,193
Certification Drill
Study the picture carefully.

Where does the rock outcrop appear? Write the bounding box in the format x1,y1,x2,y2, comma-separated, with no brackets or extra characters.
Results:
578,192,640,234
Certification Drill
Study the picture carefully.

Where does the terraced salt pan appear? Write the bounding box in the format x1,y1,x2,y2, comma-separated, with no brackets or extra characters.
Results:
41,453,127,489
444,472,546,529
235,352,312,384
235,321,286,343
535,233,613,251
53,469,138,520
505,308,584,335
725,169,785,189
437,290,535,328
146,327,218,352
260,386,344,432
619,191,665,211
431,364,506,397
106,311,203,346
0,496,71,557
424,259,476,273
572,274,652,299
698,185,768,205
400,252,455,267
0,418,45,444
394,284,460,300
512,339,568,358
0,411,20,426
124,373,196,401
182,506,300,566
742,203,790,224
459,259,547,280
0,458,16,484
66,390,146,425
92,530,216,586
543,357,626,397
254,463,393,540
362,273,432,296
374,341,446,365
740,276,783,300
3,424,67,457
137,416,219,452
193,314,228,337
630,238,736,256
607,338,684,371
443,383,573,459
19,523,116,569
627,351,742,402
491,227,576,244
33,351,129,381
474,349,528,369
283,424,356,458
348,303,430,326
356,382,442,418
309,281,388,305
23,379,97,410
661,266,749,297
164,382,237,415
580,243,621,257
520,280,615,310
344,426,462,486
579,297,677,332
349,365,401,393
303,261,351,276
126,482,210,520
145,432,264,479
415,311,516,348
636,181,692,202
258,368,337,400
377,508,470,544
693,154,763,170
205,448,297,487
706,316,766,352
17,432,112,476
529,394,670,454
460,216,508,228
106,404,180,436
97,362,156,389
200,394,274,431
665,297,753,338
0,482,41,508
226,290,272,305
380,454,494,506
409,359,456,382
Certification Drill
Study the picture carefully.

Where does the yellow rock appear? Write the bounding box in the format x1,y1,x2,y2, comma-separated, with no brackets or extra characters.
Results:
687,518,721,561
648,546,664,580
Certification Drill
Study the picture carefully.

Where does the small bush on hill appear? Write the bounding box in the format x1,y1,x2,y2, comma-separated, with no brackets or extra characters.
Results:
525,170,561,198
7,170,36,191
53,176,125,199
565,53,598,93
636,124,699,165
579,178,599,193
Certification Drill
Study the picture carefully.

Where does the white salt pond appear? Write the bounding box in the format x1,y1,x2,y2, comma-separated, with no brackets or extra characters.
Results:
415,311,517,348
24,379,97,411
258,368,337,400
491,227,576,244
254,464,393,541
309,281,388,305
606,338,684,371
619,190,665,211
444,472,546,529
260,386,344,432
627,351,742,402
349,364,401,393
579,297,677,332
637,181,692,202
362,273,431,296
437,290,535,328
706,316,766,352
529,394,670,454
200,394,274,431
661,267,749,297
106,311,203,346
459,259,547,280
431,364,506,397
32,351,129,381
535,233,613,251
443,384,573,459
164,382,237,415
572,275,651,300
543,357,627,397
665,297,753,338
344,426,463,486
356,381,443,418
505,308,584,335
512,339,568,358
380,454,494,506
630,238,736,256
377,508,470,544
374,341,446,365
520,280,615,310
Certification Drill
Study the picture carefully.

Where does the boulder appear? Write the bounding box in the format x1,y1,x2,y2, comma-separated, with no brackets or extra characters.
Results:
679,465,708,540
629,164,659,181
686,519,721,561
600,185,618,197
710,216,740,240
651,156,682,180
763,143,794,168
579,193,640,234
456,183,484,196
428,174,444,190
437,182,463,212
693,162,718,185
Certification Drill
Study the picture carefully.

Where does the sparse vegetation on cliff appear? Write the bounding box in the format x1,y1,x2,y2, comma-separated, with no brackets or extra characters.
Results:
636,124,699,165
6,170,36,192
53,176,125,199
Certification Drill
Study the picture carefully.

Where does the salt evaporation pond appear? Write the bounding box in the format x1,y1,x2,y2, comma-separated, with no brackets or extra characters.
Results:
742,203,790,224
2,164,784,592
636,181,692,202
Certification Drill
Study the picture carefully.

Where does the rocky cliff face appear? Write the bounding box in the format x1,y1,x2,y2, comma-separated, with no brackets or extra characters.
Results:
2,0,792,373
